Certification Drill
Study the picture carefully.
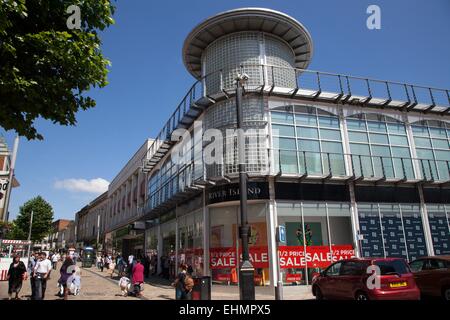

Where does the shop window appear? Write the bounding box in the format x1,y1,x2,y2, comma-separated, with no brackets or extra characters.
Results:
277,202,355,286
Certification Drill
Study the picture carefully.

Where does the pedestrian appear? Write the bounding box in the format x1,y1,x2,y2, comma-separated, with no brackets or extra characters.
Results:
6,254,27,300
100,255,105,272
118,272,131,297
108,258,116,278
150,254,157,276
51,252,59,270
104,254,110,271
144,254,150,278
58,256,74,300
67,270,81,296
27,252,39,300
96,255,102,270
131,259,144,298
171,264,193,300
33,252,53,300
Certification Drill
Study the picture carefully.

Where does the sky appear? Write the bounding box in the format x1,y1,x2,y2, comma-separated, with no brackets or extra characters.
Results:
2,0,450,221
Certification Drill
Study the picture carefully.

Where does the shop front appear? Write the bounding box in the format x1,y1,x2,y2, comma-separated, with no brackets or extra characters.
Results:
111,224,145,258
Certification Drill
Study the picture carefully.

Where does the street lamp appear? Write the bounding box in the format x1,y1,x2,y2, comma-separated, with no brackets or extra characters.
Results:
235,71,255,300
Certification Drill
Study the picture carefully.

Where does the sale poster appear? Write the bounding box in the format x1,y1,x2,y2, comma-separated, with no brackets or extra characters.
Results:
209,245,354,269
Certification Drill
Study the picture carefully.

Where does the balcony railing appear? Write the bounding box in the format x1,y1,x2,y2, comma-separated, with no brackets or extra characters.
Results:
272,149,450,183
142,64,449,175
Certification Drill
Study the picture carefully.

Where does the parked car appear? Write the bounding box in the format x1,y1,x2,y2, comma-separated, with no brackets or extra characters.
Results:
409,256,450,300
312,258,420,300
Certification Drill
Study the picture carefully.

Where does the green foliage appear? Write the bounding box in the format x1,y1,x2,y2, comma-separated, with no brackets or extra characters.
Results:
14,195,54,241
0,0,115,140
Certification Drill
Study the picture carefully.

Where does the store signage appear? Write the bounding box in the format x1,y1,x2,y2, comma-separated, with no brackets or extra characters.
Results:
209,245,354,269
286,273,302,282
278,245,355,269
206,182,269,205
209,246,269,269
0,178,8,209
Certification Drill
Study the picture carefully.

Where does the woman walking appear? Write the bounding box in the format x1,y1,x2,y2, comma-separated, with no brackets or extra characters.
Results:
131,259,144,297
58,256,74,300
6,254,27,300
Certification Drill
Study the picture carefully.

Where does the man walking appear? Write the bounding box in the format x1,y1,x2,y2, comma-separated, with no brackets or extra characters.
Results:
33,252,52,300
51,252,59,270
27,252,39,300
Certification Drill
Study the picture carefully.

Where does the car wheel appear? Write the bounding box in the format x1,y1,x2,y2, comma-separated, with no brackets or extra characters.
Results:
314,287,324,300
442,287,450,301
355,291,369,301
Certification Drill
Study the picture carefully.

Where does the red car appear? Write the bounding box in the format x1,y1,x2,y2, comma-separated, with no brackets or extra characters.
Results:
311,258,420,300
409,256,450,300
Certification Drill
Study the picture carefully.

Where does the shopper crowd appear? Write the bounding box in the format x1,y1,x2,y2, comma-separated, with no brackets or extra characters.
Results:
5,250,195,300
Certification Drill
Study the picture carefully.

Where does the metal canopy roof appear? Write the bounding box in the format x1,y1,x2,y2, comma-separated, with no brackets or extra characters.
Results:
182,8,314,79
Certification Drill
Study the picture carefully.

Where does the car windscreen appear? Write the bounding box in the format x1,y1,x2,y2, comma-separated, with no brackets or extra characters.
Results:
374,260,410,275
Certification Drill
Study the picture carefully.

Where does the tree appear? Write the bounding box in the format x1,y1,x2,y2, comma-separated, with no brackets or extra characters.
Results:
0,220,27,239
0,0,115,140
14,195,54,241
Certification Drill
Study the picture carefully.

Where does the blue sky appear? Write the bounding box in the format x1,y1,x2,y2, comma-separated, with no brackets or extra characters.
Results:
2,0,449,221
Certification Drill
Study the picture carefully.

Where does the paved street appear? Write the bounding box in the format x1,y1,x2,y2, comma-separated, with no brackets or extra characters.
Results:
0,262,313,300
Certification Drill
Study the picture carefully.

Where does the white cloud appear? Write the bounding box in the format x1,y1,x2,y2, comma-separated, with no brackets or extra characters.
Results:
54,178,109,194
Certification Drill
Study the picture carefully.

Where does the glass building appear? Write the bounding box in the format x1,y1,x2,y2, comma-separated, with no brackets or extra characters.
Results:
138,8,450,291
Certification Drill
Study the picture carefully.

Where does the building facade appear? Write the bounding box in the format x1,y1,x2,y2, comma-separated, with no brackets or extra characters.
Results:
40,219,72,251
0,137,19,222
137,7,450,292
75,192,108,249
103,139,151,256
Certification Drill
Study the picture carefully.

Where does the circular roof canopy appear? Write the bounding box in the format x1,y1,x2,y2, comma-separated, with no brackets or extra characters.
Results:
183,8,314,80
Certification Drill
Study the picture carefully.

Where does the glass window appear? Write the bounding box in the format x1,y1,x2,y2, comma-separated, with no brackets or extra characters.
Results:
370,133,389,144
374,260,410,275
350,143,371,155
347,119,366,130
321,141,343,154
272,124,295,137
387,123,406,134
325,262,342,276
295,114,317,126
432,139,449,149
416,149,434,159
318,116,339,128
297,127,319,139
298,139,320,152
414,137,432,148
274,137,296,150
320,128,341,141
348,131,368,143
371,145,391,157
435,150,450,161
412,125,429,137
271,106,344,177
389,135,408,146
429,127,447,138
367,121,387,133
409,260,424,272
271,112,294,124
391,147,411,158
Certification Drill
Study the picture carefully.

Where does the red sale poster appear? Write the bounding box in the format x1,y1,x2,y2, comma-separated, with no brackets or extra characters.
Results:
209,245,354,269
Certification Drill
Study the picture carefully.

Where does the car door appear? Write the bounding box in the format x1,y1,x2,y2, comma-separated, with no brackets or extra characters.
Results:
321,262,343,299
409,259,426,292
427,259,449,297
337,261,365,299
